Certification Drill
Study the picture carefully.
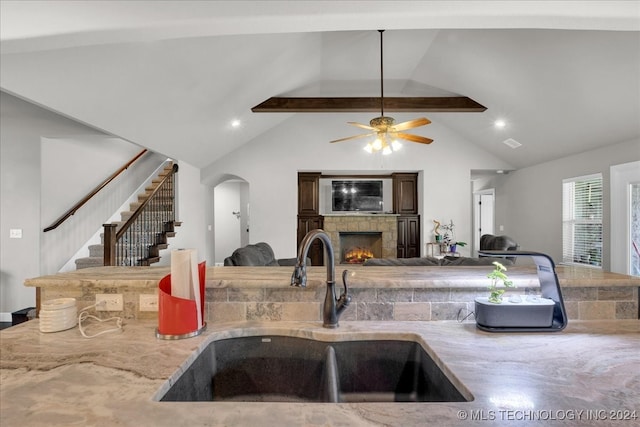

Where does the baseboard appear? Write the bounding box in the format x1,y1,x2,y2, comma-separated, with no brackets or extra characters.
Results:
0,312,12,322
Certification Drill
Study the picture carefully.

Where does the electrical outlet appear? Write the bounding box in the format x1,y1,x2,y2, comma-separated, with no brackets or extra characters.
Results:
139,294,158,312
96,294,123,311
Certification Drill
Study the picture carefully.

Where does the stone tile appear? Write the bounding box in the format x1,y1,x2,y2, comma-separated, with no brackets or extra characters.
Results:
206,288,227,302
598,287,635,301
377,289,412,302
357,302,393,321
413,289,450,302
266,288,320,302
449,289,484,302
350,288,377,303
394,302,431,321
578,301,615,320
247,302,283,321
281,302,321,321
227,288,264,302
42,287,83,301
208,302,245,322
340,306,358,321
431,302,468,321
564,301,580,320
562,287,598,301
615,301,639,319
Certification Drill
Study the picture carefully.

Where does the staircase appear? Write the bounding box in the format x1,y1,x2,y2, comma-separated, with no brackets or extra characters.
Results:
75,162,179,269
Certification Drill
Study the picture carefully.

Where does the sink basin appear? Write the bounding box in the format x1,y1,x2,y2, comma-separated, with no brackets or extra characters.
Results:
158,336,470,403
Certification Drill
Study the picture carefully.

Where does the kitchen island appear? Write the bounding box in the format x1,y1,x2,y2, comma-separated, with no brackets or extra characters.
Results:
1,318,639,426
25,264,640,322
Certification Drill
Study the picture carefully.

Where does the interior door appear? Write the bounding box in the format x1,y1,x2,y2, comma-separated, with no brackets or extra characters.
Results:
473,190,495,254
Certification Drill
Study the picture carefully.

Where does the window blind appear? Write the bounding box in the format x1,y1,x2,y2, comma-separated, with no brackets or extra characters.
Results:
562,174,603,267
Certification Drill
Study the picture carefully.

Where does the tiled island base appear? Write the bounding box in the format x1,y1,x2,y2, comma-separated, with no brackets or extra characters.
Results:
29,265,640,323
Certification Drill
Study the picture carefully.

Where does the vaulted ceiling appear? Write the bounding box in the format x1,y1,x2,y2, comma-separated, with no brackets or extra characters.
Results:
1,1,639,170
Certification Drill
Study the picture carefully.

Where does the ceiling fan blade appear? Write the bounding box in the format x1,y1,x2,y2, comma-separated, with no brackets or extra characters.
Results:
392,117,431,131
330,133,376,143
347,122,376,131
396,133,434,145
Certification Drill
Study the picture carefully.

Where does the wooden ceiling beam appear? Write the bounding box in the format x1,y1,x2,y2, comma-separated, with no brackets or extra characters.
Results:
251,97,486,113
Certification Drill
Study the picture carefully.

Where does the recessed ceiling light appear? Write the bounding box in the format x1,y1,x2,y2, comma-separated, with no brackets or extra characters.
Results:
494,119,506,129
230,119,241,128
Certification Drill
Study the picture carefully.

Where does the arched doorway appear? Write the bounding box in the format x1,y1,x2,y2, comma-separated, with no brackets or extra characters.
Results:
214,178,249,265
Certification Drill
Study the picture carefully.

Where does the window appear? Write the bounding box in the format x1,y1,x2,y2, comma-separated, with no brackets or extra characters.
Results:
562,174,603,267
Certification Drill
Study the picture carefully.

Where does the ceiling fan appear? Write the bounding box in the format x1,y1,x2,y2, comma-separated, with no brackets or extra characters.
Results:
330,30,433,154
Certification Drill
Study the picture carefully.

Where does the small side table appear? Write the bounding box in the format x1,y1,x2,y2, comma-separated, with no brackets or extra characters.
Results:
425,242,448,257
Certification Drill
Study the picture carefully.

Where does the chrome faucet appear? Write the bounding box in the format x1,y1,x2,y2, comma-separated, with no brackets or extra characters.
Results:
291,229,351,328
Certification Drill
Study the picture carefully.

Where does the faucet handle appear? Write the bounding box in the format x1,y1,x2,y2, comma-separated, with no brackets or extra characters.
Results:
341,269,351,298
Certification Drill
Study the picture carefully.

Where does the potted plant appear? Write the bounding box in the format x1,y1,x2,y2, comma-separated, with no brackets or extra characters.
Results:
475,261,555,329
487,261,514,302
449,241,467,254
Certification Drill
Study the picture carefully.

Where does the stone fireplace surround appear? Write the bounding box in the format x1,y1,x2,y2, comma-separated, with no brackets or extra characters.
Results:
323,215,398,265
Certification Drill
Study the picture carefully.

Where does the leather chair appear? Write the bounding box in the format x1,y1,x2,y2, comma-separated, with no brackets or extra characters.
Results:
223,242,300,266
479,234,519,261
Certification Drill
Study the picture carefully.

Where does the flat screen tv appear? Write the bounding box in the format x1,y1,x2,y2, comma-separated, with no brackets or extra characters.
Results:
332,180,383,212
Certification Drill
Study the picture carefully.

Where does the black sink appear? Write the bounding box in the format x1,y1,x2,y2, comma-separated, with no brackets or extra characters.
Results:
158,336,470,403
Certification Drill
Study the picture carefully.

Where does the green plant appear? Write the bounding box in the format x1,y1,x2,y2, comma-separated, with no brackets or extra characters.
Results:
487,261,515,303
454,241,467,247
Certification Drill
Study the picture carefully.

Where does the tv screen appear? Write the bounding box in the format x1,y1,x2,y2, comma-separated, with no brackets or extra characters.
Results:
332,180,383,212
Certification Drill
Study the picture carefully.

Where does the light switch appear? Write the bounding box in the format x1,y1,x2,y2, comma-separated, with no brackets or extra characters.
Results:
10,229,22,239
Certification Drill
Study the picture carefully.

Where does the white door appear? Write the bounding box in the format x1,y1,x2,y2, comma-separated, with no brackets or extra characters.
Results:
214,180,249,265
473,190,495,254
611,161,640,276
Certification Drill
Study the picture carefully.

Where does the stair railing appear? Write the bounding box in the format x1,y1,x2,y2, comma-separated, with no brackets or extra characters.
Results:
103,163,178,266
43,149,148,232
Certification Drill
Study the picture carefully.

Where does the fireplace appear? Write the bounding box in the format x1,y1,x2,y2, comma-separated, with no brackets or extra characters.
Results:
323,215,398,265
339,232,382,264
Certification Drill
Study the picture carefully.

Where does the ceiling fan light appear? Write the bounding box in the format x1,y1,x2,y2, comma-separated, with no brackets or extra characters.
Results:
364,143,373,153
372,138,383,151
382,146,392,155
391,140,402,151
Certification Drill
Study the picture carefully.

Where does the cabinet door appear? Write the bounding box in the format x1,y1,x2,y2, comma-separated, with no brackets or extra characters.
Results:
397,218,408,258
406,216,421,258
298,173,320,215
297,216,324,265
392,173,418,214
397,215,420,258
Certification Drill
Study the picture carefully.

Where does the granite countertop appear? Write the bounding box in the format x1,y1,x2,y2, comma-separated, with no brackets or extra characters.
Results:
23,264,640,290
1,318,639,426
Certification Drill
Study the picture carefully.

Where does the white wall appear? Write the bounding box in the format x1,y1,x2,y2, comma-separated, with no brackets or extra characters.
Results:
497,137,640,269
0,93,108,317
40,137,166,274
202,113,514,259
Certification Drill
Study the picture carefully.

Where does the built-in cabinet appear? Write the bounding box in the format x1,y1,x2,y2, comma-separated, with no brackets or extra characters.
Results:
297,173,324,265
297,171,420,263
392,173,419,215
397,215,420,258
392,173,420,258
297,172,320,216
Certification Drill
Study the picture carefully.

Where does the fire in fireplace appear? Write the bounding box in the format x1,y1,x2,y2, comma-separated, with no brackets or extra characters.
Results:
339,232,382,264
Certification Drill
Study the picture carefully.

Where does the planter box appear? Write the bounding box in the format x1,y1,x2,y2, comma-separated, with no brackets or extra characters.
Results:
475,296,555,328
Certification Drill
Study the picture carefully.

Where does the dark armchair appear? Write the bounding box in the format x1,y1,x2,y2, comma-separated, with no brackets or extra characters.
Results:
480,234,519,261
223,242,300,266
